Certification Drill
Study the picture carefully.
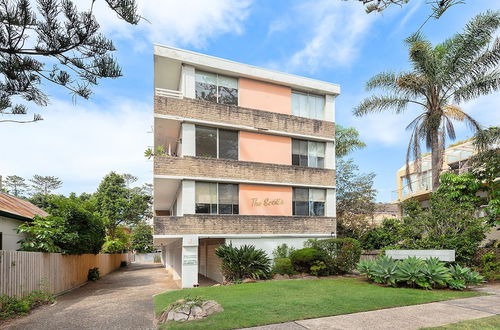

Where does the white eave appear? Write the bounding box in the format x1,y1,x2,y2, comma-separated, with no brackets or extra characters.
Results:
154,44,341,95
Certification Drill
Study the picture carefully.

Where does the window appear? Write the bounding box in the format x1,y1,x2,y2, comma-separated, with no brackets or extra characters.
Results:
292,139,325,168
293,188,326,216
292,91,325,120
195,125,238,160
195,70,238,105
195,182,239,214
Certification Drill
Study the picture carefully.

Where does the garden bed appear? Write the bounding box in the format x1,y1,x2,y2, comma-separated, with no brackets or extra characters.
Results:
154,278,482,330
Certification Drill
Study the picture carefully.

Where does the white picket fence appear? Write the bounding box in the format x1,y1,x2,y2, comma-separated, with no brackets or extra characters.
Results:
0,251,131,297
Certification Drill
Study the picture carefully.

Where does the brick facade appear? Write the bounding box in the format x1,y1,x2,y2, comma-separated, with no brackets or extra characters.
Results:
154,96,335,139
154,156,335,187
154,215,336,235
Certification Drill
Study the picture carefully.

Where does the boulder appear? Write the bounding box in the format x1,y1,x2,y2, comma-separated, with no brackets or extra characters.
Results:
158,299,224,324
242,278,257,283
273,274,290,280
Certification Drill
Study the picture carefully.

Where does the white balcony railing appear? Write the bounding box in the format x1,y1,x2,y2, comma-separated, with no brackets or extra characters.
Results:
155,88,183,99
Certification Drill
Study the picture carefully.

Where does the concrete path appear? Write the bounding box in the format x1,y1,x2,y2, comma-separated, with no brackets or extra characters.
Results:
1,263,178,330
244,284,500,330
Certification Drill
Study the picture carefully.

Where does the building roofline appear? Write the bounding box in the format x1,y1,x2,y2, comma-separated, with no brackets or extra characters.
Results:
154,44,341,95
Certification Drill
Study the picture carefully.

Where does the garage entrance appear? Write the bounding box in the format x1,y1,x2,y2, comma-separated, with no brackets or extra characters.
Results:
198,238,225,283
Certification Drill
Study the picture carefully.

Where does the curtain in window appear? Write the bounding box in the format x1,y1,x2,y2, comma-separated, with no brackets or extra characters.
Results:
218,184,238,214
195,182,217,214
310,188,326,216
293,188,309,216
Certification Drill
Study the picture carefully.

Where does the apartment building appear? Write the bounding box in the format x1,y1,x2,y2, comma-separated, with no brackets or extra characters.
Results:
392,139,476,204
152,46,339,288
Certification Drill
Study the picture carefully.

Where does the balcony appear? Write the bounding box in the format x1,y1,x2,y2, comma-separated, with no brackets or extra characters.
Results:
154,214,336,235
154,96,335,140
154,156,335,187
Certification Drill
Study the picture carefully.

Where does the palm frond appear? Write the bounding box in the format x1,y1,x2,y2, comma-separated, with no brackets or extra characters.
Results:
354,95,412,116
452,71,500,103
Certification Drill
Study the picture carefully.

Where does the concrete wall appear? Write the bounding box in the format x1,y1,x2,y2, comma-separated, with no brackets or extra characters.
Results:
226,237,310,259
0,216,25,250
239,131,291,165
238,78,292,114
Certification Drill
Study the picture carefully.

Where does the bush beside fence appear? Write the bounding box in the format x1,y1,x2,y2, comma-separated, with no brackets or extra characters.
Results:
0,251,130,297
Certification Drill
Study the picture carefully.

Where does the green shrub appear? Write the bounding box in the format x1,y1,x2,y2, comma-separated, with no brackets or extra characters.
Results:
88,267,100,281
290,248,326,273
215,244,271,282
0,289,54,320
310,261,328,276
477,252,500,281
153,254,162,263
305,238,362,274
272,258,295,275
395,256,429,289
272,244,295,259
371,255,398,286
361,218,402,250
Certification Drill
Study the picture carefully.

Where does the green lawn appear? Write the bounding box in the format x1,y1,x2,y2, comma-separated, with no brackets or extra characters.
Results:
153,278,482,329
422,315,500,329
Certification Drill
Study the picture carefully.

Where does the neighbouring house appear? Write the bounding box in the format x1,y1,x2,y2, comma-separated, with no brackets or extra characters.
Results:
152,45,338,288
371,203,400,225
392,139,476,206
0,192,48,250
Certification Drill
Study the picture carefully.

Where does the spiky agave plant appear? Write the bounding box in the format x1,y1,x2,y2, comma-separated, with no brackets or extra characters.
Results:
354,11,500,191
215,244,271,282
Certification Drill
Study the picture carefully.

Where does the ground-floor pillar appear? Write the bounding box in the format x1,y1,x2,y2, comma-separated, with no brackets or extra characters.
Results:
181,235,199,288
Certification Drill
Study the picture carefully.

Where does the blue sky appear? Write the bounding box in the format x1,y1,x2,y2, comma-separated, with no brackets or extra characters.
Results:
1,0,499,201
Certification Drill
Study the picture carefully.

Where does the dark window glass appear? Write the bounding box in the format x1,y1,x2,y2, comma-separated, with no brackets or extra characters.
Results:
218,184,238,214
196,126,217,158
195,203,210,214
311,202,325,216
195,71,217,102
219,130,238,160
218,86,238,105
293,188,309,216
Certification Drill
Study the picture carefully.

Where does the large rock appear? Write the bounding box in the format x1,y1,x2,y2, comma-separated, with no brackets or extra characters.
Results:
158,299,224,324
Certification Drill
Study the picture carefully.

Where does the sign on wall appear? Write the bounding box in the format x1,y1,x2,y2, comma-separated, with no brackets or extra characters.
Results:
183,254,198,265
251,198,284,207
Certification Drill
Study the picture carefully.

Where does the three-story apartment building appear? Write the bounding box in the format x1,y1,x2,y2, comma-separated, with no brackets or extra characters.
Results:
152,46,339,288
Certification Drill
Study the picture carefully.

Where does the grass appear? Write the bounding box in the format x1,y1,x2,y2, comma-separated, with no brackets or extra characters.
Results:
153,278,482,329
422,315,500,329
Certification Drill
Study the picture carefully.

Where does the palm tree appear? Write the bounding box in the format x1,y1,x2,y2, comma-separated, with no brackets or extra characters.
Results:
354,11,500,191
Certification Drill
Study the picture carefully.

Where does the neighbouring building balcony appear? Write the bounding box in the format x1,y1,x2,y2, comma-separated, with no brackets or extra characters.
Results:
154,214,336,235
154,155,335,187
154,96,335,140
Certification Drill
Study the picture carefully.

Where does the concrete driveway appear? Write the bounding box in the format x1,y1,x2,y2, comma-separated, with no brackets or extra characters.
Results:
1,263,178,330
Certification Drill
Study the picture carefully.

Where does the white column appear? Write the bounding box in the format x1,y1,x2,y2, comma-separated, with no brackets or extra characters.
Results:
325,94,336,122
182,65,196,99
326,188,336,217
182,235,199,288
182,180,196,215
325,141,335,170
181,122,195,157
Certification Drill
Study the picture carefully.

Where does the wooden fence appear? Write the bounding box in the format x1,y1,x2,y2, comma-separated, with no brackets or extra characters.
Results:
0,251,130,297
360,250,382,261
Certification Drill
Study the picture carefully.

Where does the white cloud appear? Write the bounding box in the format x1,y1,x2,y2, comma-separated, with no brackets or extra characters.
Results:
78,0,253,49
271,0,377,73
0,98,152,195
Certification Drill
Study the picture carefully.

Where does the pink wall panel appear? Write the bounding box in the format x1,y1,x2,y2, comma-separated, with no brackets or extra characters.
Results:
239,78,292,114
239,184,292,216
239,131,291,165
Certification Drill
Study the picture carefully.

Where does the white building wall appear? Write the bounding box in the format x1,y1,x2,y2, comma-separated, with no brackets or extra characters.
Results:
324,94,335,122
325,141,335,170
181,65,196,98
181,180,195,214
0,216,25,250
326,188,336,217
226,237,311,259
182,235,199,288
181,122,195,157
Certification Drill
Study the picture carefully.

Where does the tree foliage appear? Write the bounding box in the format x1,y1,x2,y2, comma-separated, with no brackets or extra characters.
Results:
0,0,140,123
3,175,28,197
18,195,106,254
354,11,500,191
336,158,377,238
335,124,366,158
94,172,152,236
131,222,155,253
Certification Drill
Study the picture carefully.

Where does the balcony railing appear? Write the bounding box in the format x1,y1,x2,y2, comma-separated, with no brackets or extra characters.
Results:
155,88,183,99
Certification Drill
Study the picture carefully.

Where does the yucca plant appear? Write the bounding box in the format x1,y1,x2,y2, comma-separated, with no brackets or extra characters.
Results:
215,244,271,282
395,256,429,289
421,258,451,289
356,260,376,280
372,256,398,286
